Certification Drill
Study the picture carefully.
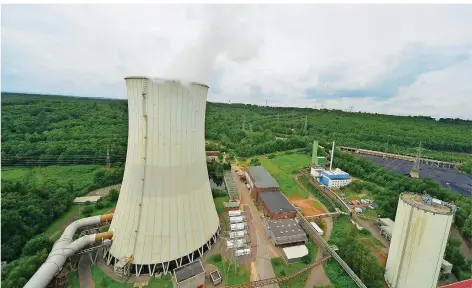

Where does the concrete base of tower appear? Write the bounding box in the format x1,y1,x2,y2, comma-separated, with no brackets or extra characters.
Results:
103,226,221,277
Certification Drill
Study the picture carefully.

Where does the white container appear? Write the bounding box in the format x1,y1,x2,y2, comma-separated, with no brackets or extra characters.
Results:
229,216,244,224
230,223,247,231
229,231,247,239
228,210,242,217
310,222,324,236
234,248,251,257
385,193,454,288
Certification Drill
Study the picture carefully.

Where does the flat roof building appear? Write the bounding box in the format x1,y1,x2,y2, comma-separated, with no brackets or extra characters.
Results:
264,218,308,247
73,196,102,204
173,260,205,288
259,190,297,220
320,168,351,188
245,166,280,201
282,245,309,263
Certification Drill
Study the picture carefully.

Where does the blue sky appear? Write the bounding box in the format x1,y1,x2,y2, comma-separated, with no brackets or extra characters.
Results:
2,4,472,119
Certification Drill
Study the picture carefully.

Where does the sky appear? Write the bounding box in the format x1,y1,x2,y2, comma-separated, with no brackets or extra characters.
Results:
2,4,472,119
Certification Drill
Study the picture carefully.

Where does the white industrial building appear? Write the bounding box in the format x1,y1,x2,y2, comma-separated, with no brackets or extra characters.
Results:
229,231,247,239
281,245,309,263
384,193,455,288
229,216,244,224
319,168,351,188
105,77,220,276
310,222,324,236
230,223,247,231
228,210,242,217
378,218,395,241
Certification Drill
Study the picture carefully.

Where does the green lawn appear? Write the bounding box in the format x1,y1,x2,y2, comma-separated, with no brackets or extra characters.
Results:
44,206,81,237
298,176,336,212
208,254,250,285
91,266,173,288
270,242,318,288
1,165,102,192
260,154,311,198
214,195,230,214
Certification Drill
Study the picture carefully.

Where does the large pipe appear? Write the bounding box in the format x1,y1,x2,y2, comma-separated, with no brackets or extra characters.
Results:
24,214,114,288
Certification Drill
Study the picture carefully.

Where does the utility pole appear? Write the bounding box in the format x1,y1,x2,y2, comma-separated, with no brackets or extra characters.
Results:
329,141,335,171
106,145,111,168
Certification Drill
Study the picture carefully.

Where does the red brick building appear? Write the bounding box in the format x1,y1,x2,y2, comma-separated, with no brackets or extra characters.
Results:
245,166,280,202
259,190,297,220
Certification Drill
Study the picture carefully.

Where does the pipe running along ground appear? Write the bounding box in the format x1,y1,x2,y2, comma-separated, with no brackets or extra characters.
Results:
23,213,114,288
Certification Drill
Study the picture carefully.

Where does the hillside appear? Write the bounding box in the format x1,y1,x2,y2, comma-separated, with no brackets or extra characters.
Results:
2,92,471,169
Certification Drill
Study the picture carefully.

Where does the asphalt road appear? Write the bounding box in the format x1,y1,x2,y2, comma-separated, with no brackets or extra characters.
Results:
359,154,472,197
78,252,95,288
232,170,280,288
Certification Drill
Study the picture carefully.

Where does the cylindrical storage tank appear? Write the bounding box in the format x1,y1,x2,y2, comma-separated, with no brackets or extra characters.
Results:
385,193,454,288
108,77,220,275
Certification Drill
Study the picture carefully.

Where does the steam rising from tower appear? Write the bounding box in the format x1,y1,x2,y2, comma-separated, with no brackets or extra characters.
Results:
106,77,220,276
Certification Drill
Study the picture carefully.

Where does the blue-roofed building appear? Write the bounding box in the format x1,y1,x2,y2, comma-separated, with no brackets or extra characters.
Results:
320,168,351,188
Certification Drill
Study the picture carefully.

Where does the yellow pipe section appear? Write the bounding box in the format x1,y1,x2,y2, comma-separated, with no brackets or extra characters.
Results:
95,231,114,242
100,213,114,223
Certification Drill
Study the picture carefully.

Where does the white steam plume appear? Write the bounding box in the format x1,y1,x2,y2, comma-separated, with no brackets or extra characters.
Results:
164,5,262,86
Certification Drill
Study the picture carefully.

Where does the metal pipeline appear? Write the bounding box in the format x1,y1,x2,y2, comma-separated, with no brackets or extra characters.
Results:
23,213,114,288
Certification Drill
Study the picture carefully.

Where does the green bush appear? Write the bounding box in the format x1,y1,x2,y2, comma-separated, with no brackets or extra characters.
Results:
82,206,94,216
95,202,105,210
210,254,222,262
22,234,52,257
270,258,283,266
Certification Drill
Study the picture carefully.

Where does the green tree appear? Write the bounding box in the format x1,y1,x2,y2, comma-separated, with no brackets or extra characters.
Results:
22,234,52,257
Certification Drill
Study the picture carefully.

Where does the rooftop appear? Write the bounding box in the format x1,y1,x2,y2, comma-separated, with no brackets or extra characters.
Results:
282,245,309,259
246,166,279,188
439,279,472,288
378,218,395,228
174,260,204,283
259,191,297,214
401,193,453,214
266,219,307,239
73,196,102,204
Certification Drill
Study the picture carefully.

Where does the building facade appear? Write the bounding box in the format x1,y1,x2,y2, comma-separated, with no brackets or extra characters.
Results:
264,218,308,247
320,168,351,188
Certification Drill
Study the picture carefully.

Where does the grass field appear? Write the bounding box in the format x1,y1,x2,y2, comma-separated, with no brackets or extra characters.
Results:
329,216,385,250
67,271,80,288
260,154,311,198
1,165,102,192
208,254,250,285
91,266,173,288
271,242,317,288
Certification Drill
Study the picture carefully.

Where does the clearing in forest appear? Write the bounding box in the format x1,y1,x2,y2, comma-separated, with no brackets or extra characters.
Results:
288,196,327,216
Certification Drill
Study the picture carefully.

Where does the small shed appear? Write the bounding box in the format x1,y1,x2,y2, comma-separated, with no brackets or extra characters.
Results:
73,196,102,204
210,270,222,286
282,245,309,263
173,260,205,288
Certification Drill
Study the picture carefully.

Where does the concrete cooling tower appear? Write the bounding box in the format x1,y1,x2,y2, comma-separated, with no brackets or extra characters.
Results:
385,193,455,288
105,77,220,276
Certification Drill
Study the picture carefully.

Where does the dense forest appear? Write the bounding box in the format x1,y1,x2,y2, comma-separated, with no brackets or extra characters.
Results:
2,92,471,168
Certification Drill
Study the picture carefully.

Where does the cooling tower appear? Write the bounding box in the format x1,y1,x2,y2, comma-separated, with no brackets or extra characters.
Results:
106,77,220,276
384,193,454,288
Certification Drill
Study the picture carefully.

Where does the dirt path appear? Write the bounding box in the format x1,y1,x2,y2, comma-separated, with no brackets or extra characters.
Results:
451,226,472,259
85,184,121,197
78,252,95,288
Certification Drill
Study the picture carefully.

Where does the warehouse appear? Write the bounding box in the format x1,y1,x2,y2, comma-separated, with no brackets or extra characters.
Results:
173,260,205,288
264,218,308,247
245,166,280,201
259,190,297,219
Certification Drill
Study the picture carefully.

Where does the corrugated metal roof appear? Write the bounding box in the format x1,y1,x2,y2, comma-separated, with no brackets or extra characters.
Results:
246,166,279,188
174,260,204,283
266,219,307,239
259,191,296,214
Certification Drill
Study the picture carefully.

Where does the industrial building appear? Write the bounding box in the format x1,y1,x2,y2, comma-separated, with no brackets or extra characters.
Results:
281,245,309,263
173,260,205,288
245,166,280,201
384,193,456,288
259,190,297,220
105,77,220,276
320,168,351,188
210,270,222,286
311,140,328,166
264,218,308,247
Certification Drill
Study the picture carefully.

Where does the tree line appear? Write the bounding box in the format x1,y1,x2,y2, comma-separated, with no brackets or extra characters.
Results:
2,93,471,168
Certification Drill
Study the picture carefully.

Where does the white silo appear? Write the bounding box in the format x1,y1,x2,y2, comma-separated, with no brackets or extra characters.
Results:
106,77,220,276
385,193,455,288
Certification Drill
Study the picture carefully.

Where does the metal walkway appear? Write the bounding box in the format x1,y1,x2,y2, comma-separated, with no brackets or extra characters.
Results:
224,171,239,200
227,255,331,288
296,212,367,288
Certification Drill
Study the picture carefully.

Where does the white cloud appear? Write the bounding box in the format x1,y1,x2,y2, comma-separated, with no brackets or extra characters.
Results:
2,4,472,119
